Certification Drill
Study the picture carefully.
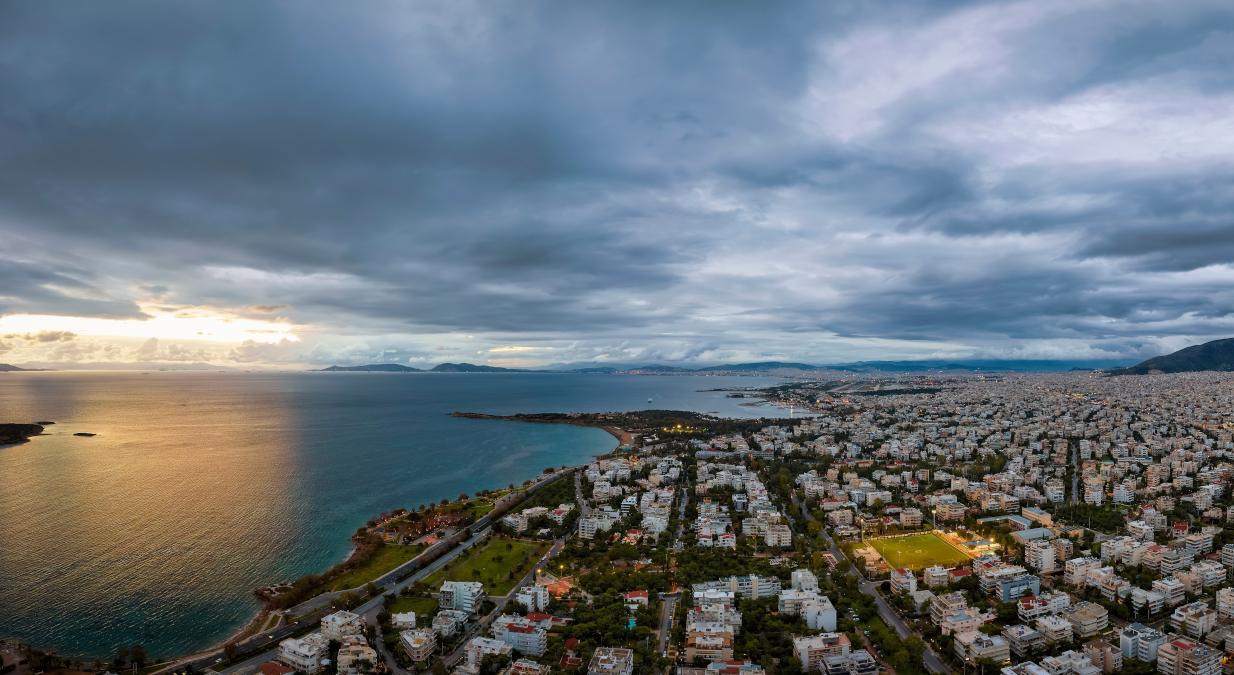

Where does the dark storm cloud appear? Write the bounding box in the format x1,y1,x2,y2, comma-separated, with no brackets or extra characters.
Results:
3,0,1234,363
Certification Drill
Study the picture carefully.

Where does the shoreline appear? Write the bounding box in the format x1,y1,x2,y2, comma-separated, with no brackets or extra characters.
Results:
449,412,631,450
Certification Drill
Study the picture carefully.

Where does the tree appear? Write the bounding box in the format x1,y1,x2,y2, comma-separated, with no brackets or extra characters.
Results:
130,645,147,668
837,560,852,574
116,648,130,669
365,582,379,597
431,657,447,675
459,494,468,501
223,642,238,662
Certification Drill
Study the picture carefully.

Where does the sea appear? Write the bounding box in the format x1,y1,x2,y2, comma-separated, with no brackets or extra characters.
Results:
0,371,786,661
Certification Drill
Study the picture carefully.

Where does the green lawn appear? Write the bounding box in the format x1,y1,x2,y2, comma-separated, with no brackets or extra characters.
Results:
390,596,439,616
422,539,549,596
868,533,970,571
326,543,426,592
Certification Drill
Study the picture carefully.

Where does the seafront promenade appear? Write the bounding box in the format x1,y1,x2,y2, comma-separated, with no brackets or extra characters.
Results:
152,469,578,675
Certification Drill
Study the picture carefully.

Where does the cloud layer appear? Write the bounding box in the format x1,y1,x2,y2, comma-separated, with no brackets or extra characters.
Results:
2,0,1234,366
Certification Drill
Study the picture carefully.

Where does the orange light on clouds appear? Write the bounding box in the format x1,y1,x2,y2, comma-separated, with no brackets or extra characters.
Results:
0,305,299,344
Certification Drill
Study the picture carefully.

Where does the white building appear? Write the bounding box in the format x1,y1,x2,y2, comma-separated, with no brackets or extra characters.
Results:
492,615,548,656
890,568,917,594
462,638,513,675
516,585,550,612
321,610,365,641
441,580,485,614
278,633,330,674
400,629,436,662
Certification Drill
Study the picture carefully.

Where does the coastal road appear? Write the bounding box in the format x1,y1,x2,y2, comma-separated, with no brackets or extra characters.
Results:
203,527,496,675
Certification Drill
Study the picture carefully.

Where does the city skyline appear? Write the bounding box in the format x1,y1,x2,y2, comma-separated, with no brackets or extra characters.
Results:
3,1,1234,368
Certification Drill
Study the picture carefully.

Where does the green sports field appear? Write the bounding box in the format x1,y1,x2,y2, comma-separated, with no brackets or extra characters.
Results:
868,533,971,571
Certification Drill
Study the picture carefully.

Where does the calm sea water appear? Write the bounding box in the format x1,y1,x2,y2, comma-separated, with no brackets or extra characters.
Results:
0,372,782,660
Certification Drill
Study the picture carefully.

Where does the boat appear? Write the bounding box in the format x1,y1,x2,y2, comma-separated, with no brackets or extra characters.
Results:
648,397,652,403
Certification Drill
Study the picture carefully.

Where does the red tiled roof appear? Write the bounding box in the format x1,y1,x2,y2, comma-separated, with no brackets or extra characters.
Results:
261,664,294,675
526,612,552,622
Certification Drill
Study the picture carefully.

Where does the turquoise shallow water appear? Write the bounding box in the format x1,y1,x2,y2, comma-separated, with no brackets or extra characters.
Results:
0,371,778,660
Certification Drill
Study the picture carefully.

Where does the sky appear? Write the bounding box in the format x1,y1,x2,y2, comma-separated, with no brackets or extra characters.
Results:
2,0,1234,369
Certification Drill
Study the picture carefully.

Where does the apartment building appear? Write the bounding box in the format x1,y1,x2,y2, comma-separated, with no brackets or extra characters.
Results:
1036,614,1073,644
1169,601,1218,639
440,581,485,614
278,633,330,674
492,615,548,656
516,585,549,612
399,630,436,663
462,638,514,675
1156,637,1221,675
1086,640,1123,674
890,568,917,594
931,592,969,625
954,631,1010,664
1018,592,1071,623
1153,578,1186,607
1002,625,1044,657
1062,602,1109,638
335,636,377,675
793,633,852,673
1118,623,1165,662
923,566,952,588
1025,540,1055,572
321,610,365,641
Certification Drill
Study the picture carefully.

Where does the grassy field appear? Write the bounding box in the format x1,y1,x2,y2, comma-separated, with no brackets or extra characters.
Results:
868,533,970,571
422,538,549,596
390,596,439,616
326,543,426,592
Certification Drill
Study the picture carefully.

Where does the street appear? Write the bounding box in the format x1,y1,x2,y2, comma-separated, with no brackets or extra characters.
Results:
808,504,951,675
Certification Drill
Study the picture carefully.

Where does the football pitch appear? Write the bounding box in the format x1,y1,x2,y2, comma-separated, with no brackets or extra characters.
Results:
868,533,971,571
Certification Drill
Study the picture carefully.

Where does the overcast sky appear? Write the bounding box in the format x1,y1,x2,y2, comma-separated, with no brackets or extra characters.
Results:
2,0,1233,368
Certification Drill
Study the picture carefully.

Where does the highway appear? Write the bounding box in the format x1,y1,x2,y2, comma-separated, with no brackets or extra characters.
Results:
160,472,578,675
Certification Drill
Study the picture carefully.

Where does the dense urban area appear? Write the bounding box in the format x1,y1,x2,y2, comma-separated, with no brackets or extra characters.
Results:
12,371,1234,675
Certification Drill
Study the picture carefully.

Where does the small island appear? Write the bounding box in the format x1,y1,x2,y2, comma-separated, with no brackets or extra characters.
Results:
0,423,45,445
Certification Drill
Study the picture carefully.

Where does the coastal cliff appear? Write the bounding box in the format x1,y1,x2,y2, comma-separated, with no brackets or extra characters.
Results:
0,423,44,445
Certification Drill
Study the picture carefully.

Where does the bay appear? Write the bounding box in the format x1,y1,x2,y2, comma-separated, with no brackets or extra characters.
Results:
0,371,782,660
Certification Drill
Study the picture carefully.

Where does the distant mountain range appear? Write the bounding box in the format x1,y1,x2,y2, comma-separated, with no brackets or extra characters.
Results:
315,358,1142,374
314,362,529,373
1108,337,1234,375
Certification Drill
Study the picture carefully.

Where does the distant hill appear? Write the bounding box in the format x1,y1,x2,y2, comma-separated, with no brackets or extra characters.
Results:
1107,338,1234,375
624,365,695,373
565,367,619,373
430,363,525,373
695,362,820,372
0,364,54,372
315,364,423,372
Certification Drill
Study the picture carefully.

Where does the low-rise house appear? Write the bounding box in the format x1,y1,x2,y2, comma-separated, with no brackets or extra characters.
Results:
391,612,417,629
